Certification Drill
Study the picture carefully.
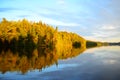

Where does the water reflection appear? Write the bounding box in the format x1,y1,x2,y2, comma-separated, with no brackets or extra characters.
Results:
0,46,86,74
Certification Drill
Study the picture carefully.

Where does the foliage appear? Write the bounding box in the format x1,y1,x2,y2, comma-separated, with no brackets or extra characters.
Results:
0,18,57,49
72,42,81,48
0,18,86,51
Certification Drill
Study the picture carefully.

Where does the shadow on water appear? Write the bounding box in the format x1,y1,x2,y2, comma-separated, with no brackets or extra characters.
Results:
0,45,86,74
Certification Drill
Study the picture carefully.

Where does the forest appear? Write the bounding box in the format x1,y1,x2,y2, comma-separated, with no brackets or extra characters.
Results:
0,18,87,51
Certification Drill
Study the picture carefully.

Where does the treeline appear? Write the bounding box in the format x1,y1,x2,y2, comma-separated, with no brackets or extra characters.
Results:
0,18,86,51
86,40,108,48
108,42,120,46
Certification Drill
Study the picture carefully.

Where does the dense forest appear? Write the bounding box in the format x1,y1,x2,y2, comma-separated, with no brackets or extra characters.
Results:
0,18,86,51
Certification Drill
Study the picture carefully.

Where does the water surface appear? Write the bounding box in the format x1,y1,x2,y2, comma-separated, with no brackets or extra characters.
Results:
0,46,120,80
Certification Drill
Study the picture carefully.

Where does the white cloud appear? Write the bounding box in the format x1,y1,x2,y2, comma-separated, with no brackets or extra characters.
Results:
101,25,116,30
1,9,79,27
57,0,67,9
103,60,116,64
57,0,65,5
87,24,120,42
84,36,100,41
31,15,80,27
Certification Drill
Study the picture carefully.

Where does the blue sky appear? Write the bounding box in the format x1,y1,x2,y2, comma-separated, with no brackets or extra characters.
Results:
0,0,120,42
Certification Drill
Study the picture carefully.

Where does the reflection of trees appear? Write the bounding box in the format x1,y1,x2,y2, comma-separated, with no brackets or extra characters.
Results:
86,40,105,48
57,45,86,59
0,45,86,74
0,50,18,74
0,48,58,74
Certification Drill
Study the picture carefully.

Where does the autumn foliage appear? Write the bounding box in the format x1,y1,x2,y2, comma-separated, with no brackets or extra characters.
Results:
0,18,86,51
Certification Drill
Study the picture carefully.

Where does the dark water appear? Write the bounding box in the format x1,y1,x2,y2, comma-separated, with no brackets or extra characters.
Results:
0,46,120,80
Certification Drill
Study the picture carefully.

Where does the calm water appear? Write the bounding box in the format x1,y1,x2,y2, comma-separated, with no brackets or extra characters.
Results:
0,46,120,80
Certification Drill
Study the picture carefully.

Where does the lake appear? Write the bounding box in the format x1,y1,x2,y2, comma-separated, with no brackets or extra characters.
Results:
0,46,120,80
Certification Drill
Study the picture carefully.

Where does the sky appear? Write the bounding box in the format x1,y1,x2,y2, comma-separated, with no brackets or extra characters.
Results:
0,0,120,42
